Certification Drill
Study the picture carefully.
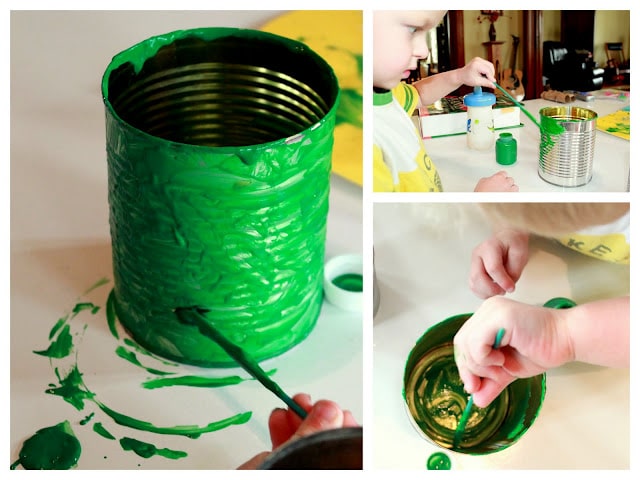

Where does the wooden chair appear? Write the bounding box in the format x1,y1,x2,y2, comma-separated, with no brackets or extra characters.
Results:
605,42,630,85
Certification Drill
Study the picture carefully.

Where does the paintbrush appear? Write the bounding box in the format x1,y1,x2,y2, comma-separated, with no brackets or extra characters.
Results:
452,327,505,449
493,81,565,135
175,307,308,419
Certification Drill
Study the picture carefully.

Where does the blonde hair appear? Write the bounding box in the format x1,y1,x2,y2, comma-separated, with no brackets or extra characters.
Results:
480,203,629,237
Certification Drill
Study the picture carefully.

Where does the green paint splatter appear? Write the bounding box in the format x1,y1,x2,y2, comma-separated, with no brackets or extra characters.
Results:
120,437,188,460
80,412,95,425
34,324,74,359
427,451,451,470
46,365,96,411
93,422,116,440
106,289,120,340
10,421,81,470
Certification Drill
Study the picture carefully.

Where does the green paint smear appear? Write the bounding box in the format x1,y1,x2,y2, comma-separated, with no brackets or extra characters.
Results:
427,452,451,470
11,420,81,470
115,345,173,376
103,27,336,367
46,364,252,438
106,289,119,340
93,422,116,440
99,402,252,439
336,88,362,128
34,324,74,359
122,337,180,367
142,374,248,390
332,273,363,292
119,437,188,460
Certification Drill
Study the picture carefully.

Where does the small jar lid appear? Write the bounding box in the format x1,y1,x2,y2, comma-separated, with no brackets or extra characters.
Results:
323,254,363,312
463,85,496,107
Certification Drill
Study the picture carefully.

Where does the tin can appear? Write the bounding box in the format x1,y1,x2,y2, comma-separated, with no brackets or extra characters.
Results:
403,313,545,454
102,28,340,367
539,106,597,187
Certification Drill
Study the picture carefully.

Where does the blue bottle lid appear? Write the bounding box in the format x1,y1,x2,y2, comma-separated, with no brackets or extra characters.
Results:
463,86,496,107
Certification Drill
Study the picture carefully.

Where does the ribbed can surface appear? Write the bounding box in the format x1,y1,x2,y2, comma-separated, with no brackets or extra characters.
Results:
102,28,340,367
539,106,597,187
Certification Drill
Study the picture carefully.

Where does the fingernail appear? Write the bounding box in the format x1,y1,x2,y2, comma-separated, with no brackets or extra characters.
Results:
313,401,341,424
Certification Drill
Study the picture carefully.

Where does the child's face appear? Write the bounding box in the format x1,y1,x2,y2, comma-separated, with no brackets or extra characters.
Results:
373,11,446,90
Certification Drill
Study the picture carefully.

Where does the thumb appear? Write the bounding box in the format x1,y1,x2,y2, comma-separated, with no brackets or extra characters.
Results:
288,400,343,443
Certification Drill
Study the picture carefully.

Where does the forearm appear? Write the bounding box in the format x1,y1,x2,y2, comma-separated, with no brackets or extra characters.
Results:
413,69,462,107
561,296,629,367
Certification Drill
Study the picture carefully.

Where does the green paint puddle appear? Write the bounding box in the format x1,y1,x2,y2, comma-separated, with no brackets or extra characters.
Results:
11,421,81,470
427,451,451,470
332,273,363,292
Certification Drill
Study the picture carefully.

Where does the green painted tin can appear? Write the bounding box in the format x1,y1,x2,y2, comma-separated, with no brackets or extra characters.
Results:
102,28,340,367
403,313,546,455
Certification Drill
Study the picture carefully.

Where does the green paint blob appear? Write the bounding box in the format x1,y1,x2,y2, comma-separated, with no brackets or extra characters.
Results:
331,273,363,292
11,421,81,470
102,27,339,367
120,437,188,460
427,451,451,470
46,365,96,411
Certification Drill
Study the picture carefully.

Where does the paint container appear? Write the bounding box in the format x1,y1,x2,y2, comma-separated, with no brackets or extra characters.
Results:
403,313,545,454
539,106,597,187
323,254,363,312
463,86,496,150
259,427,363,469
102,28,340,367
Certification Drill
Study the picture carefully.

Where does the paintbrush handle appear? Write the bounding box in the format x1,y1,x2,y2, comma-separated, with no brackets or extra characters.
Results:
177,308,308,419
493,82,541,129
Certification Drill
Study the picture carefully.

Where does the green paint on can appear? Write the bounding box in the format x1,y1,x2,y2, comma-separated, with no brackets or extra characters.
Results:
427,451,451,470
102,27,340,367
331,273,363,292
10,421,81,470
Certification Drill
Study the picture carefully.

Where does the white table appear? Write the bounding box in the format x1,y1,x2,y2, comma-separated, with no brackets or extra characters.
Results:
373,203,629,469
10,11,362,470
420,96,630,192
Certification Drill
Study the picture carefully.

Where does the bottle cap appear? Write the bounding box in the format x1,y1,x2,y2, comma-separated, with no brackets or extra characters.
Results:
495,132,517,165
463,85,496,107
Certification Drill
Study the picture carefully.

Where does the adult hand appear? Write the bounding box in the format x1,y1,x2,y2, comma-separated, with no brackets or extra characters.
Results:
237,393,359,469
474,170,519,192
469,228,530,298
453,296,573,408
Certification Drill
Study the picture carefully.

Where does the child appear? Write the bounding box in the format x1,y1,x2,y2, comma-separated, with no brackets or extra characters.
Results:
373,11,518,192
238,393,358,469
454,203,630,408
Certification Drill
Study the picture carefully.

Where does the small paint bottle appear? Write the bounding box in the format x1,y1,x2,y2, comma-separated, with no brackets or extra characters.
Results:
463,86,496,150
495,132,517,165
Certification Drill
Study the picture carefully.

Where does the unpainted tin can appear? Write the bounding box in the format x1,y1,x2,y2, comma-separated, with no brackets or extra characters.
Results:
539,106,597,187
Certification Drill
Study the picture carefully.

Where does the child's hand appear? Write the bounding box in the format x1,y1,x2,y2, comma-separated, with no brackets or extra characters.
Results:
474,170,518,192
237,393,359,469
453,296,573,408
459,57,496,89
469,228,529,298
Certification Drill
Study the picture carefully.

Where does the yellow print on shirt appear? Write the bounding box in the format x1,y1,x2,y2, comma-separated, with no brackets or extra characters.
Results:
557,233,630,265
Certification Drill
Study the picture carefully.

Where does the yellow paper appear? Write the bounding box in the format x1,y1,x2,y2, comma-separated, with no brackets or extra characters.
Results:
262,11,363,185
596,109,630,140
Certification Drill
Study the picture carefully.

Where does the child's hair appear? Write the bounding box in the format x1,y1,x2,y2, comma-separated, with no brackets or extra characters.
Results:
480,203,629,237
